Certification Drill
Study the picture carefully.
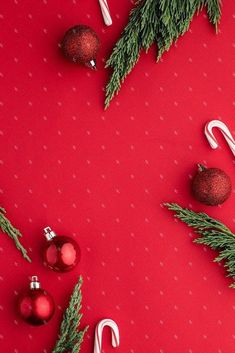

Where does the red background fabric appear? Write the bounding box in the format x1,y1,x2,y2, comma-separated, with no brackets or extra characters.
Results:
0,1,235,353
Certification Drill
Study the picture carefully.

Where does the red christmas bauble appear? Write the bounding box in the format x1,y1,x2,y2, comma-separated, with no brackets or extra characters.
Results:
61,25,100,68
43,227,81,272
192,164,232,206
17,276,55,325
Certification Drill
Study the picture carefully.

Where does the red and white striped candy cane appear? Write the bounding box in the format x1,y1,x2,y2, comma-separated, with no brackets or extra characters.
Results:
94,318,120,353
98,0,112,26
204,120,235,156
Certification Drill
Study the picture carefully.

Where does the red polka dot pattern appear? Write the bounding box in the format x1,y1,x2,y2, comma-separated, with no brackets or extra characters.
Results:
0,1,235,353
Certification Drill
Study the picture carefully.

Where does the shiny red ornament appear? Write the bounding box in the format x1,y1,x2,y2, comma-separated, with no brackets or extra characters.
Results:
43,226,81,272
17,276,55,325
61,25,100,69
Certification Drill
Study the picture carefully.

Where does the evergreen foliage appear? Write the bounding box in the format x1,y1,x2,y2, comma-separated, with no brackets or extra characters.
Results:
52,277,88,353
0,207,31,262
105,0,221,108
165,203,235,288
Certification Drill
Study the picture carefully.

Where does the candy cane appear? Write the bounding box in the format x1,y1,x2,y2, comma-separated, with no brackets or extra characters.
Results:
204,120,235,156
98,0,112,26
94,319,120,353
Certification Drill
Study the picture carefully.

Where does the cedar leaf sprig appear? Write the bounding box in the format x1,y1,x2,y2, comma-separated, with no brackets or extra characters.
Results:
105,0,221,108
52,276,88,353
0,207,31,262
165,203,235,288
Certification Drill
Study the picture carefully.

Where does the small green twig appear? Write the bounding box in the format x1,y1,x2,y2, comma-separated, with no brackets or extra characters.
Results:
105,0,221,108
165,203,235,288
52,276,88,353
0,207,31,262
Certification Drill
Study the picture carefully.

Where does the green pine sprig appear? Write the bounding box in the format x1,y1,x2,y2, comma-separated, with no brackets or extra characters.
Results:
165,203,235,288
52,276,88,353
105,0,221,108
0,207,31,262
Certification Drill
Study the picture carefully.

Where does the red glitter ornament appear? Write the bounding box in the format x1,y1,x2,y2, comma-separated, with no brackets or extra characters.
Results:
61,25,100,69
43,226,81,272
192,164,232,206
17,276,55,325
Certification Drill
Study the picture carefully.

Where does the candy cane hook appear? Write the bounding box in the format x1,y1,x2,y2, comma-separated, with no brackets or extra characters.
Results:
204,120,235,157
98,0,112,26
94,319,120,353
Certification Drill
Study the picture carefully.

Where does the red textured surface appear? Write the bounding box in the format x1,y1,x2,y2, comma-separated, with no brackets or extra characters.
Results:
0,1,235,353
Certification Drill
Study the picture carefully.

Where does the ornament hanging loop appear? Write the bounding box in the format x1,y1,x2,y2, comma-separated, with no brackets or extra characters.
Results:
88,59,97,70
44,226,56,241
204,120,235,157
94,319,120,353
30,275,40,289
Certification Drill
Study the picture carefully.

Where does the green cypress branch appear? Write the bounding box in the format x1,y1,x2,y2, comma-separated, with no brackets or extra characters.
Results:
206,0,222,31
165,203,235,288
105,0,221,108
52,276,88,353
0,207,31,262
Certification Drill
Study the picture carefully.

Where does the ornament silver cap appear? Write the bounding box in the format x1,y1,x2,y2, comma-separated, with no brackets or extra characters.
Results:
30,276,40,290
89,59,97,70
44,226,57,241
